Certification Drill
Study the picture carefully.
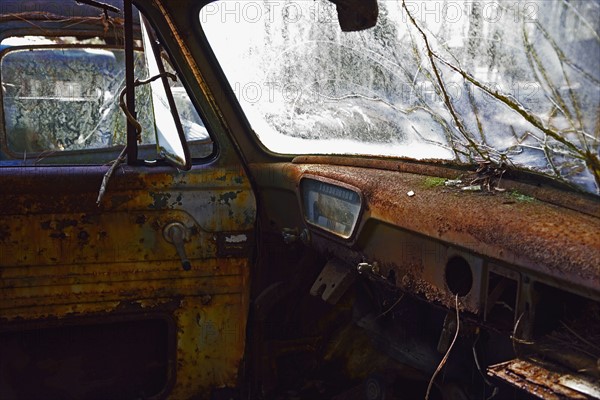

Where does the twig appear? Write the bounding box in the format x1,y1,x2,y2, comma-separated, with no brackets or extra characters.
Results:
98,72,177,206
432,53,585,157
118,71,178,142
411,126,457,153
119,85,141,141
542,133,562,178
96,145,127,206
425,294,460,400
466,80,485,144
403,30,463,159
404,35,461,158
523,25,574,125
559,320,600,354
514,5,600,88
402,0,488,161
559,0,600,43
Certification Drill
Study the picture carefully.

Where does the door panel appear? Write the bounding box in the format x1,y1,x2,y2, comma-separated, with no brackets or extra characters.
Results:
0,164,255,398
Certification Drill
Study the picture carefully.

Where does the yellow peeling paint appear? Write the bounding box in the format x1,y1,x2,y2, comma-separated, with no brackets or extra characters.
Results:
1,165,255,398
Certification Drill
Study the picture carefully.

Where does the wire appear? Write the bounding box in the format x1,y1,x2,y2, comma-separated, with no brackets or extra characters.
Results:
472,333,499,400
375,293,405,320
511,311,535,359
426,294,460,400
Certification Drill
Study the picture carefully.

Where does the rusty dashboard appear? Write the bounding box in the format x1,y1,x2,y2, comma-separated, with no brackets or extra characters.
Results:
257,160,600,304
250,158,600,398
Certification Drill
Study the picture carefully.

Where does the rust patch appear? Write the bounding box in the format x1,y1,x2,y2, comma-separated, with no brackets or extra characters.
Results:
218,191,241,206
1,160,255,398
400,276,457,309
40,218,78,231
149,192,172,210
292,156,600,218
488,359,592,399
250,162,600,297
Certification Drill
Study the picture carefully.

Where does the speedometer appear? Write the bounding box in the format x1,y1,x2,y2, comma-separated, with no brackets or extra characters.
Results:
300,176,363,239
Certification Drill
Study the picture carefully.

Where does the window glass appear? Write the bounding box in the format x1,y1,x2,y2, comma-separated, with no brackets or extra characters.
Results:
2,46,154,154
0,34,212,164
201,0,600,194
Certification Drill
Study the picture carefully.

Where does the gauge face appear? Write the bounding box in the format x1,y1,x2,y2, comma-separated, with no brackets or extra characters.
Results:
300,177,363,239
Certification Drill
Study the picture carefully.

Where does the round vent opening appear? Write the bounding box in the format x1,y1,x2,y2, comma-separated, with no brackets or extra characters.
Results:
445,256,473,297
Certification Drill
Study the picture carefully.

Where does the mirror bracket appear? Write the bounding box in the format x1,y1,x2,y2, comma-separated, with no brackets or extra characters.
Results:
329,0,379,32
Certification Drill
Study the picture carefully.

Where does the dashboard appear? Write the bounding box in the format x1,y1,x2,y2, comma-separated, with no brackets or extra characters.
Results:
255,160,600,311
251,159,600,398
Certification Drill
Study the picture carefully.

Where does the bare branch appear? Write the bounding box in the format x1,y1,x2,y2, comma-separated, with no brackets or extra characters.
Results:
96,145,127,206
402,0,488,160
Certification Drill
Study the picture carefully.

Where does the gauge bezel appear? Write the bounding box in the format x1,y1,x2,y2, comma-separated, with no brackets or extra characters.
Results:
298,174,365,241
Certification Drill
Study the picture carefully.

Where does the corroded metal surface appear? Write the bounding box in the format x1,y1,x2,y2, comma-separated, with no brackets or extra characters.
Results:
0,165,256,398
488,359,594,399
0,1,257,398
292,156,600,218
0,165,254,230
249,162,600,301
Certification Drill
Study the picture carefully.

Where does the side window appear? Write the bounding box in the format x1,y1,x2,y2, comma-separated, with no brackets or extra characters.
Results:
163,57,211,148
1,43,154,156
0,30,212,164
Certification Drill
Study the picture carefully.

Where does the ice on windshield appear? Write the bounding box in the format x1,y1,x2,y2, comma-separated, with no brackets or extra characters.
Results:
201,0,600,194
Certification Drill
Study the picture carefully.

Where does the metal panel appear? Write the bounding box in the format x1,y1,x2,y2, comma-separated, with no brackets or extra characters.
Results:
488,359,598,399
0,165,256,398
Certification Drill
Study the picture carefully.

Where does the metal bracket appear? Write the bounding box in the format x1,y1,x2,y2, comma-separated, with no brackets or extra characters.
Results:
310,258,355,305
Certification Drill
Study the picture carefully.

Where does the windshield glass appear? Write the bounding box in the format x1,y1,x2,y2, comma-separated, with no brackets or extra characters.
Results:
201,0,600,194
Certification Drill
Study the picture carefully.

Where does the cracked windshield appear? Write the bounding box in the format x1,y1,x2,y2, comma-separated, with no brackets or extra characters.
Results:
201,0,600,194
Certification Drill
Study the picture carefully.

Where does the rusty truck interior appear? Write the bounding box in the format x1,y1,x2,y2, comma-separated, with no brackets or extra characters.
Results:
0,0,599,399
